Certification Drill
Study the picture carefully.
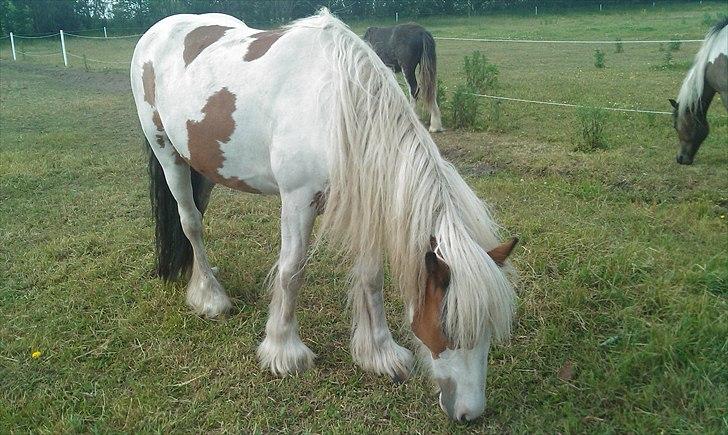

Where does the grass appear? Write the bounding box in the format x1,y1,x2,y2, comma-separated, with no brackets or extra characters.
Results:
2,3,728,433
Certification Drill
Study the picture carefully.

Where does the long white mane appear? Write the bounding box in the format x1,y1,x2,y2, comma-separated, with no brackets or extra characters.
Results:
294,10,516,346
677,20,728,117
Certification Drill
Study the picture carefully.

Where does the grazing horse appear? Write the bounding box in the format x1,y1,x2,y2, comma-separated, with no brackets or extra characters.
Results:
363,23,444,132
131,9,517,421
670,18,727,164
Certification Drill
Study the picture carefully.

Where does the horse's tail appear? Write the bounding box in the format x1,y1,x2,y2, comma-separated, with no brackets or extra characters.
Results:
147,140,204,281
419,30,437,108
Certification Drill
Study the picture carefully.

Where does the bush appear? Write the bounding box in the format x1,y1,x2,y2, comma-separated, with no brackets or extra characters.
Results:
485,100,507,132
436,78,448,109
448,85,481,130
574,107,608,151
463,51,499,92
667,39,681,52
594,49,605,68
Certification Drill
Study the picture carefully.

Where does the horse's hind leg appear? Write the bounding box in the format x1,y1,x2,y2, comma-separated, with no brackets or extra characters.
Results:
257,190,317,375
146,128,231,318
350,253,413,382
403,63,419,106
427,98,444,133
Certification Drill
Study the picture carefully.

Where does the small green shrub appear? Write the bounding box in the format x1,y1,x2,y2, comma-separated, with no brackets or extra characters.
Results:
702,13,713,26
594,49,605,68
574,107,608,151
615,38,624,53
463,51,499,92
448,85,481,130
486,100,508,132
436,78,448,109
667,39,681,52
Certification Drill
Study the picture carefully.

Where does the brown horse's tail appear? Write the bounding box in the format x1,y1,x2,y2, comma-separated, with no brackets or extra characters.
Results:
147,139,205,281
419,31,437,109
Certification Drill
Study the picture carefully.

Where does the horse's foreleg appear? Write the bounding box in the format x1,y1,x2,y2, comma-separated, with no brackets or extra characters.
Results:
257,191,316,376
350,253,414,382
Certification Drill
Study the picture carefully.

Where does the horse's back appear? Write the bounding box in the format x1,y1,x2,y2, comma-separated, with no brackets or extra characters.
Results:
131,13,333,194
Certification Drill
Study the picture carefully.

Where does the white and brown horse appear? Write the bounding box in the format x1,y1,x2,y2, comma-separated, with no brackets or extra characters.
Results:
131,9,517,421
670,18,727,165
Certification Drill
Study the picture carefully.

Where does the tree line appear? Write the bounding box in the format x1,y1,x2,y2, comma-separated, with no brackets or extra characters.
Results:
0,0,714,36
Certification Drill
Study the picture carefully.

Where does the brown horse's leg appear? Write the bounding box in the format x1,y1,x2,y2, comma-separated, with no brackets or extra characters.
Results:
403,64,419,105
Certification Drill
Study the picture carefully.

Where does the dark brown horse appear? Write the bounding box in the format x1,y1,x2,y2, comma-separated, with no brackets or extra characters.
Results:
670,18,727,165
363,23,444,132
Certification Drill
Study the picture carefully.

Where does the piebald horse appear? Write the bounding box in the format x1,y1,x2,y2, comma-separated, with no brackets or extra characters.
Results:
670,18,727,164
131,9,517,421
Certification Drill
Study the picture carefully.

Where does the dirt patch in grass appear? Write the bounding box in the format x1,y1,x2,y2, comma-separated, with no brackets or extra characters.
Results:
0,60,130,92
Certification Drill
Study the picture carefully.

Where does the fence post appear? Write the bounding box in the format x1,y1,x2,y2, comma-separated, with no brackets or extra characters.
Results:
103,26,107,38
10,32,17,61
600,4,603,11
395,12,398,22
535,5,538,15
60,29,68,67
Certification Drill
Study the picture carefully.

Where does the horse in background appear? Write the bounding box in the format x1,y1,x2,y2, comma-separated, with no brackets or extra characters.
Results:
363,23,444,132
131,9,517,421
670,17,727,165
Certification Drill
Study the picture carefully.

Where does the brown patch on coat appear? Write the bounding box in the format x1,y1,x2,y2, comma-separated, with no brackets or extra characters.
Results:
186,88,260,193
183,25,232,66
244,30,286,62
151,111,165,148
171,149,187,165
142,61,156,106
310,190,327,215
411,252,451,358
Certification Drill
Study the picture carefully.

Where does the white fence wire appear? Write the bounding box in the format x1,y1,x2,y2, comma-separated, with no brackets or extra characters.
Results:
1,27,710,117
436,36,704,44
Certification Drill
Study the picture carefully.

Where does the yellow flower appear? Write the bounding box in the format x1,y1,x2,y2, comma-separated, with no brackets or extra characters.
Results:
721,215,726,219
31,350,42,359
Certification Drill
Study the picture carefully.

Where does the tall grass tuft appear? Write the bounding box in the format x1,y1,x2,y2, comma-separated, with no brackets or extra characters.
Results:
615,38,624,53
667,38,681,52
594,49,605,68
463,51,499,92
448,84,481,130
574,107,608,151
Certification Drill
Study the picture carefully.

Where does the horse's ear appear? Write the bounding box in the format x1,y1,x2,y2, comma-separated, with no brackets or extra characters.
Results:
425,251,439,274
425,252,451,287
487,237,519,267
669,99,678,109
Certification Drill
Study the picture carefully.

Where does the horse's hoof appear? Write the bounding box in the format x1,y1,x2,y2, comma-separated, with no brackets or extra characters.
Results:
186,274,232,318
429,127,445,133
257,336,315,376
390,370,408,384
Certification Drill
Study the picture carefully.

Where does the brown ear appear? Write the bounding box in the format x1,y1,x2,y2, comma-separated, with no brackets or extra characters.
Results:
487,237,519,266
425,252,451,287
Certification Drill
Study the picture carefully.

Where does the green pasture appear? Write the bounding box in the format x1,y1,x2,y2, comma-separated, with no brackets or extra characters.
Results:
1,3,727,433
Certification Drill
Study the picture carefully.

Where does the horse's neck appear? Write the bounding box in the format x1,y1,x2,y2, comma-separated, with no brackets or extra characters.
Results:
696,85,717,120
